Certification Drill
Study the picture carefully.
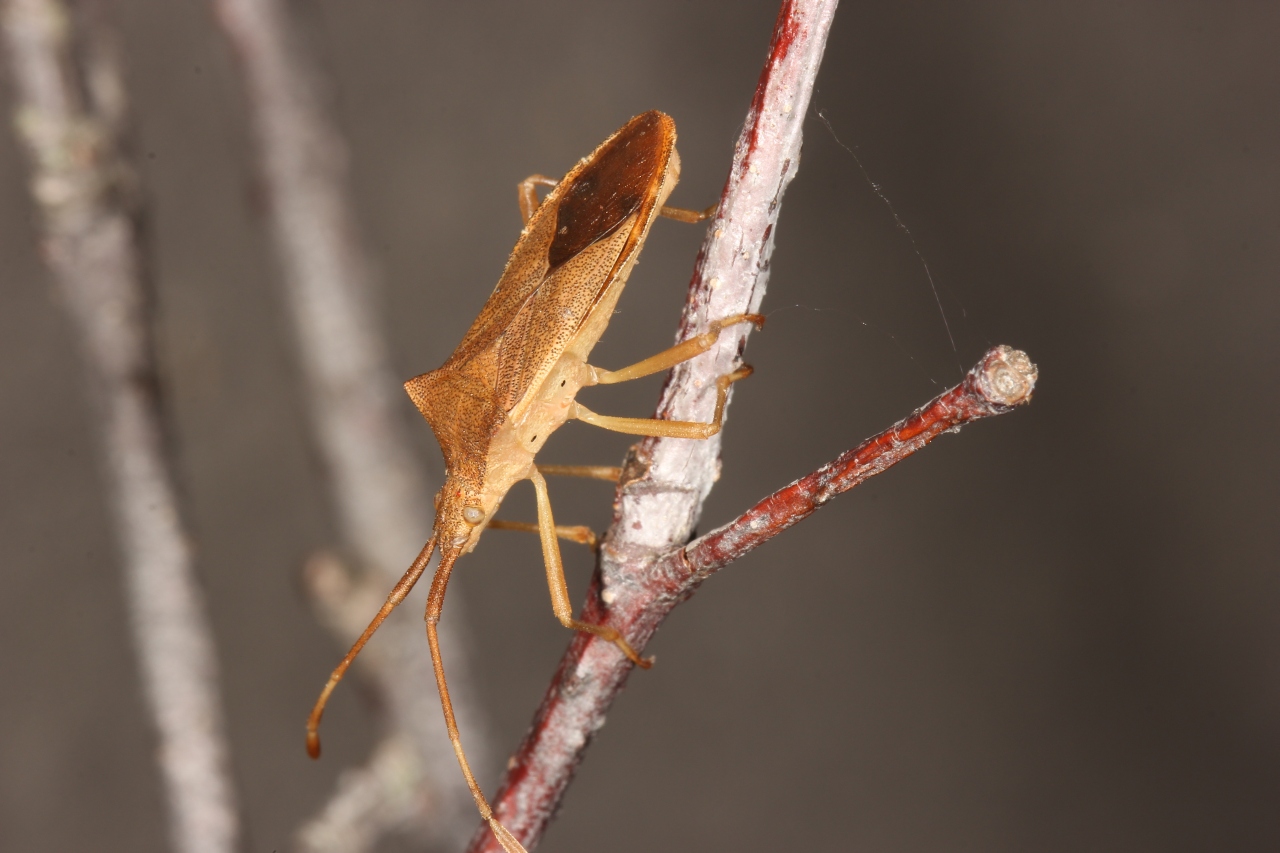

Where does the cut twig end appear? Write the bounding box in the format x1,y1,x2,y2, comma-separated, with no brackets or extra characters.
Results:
976,345,1038,408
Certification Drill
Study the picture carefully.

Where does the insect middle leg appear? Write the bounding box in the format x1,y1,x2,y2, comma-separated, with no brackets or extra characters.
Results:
528,465,651,668
574,365,753,439
572,312,762,438
589,312,764,385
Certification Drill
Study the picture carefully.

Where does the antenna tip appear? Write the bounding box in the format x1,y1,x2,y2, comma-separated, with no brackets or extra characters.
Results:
306,731,322,760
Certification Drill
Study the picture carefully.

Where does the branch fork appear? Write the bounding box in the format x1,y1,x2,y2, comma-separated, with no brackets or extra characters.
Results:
467,1,1039,849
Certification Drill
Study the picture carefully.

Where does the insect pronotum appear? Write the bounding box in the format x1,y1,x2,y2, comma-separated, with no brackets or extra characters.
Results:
306,111,763,853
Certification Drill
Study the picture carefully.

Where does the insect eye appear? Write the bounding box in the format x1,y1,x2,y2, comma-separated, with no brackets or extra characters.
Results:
462,506,484,526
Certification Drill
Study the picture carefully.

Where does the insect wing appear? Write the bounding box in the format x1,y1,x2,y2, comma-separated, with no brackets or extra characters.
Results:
445,112,675,412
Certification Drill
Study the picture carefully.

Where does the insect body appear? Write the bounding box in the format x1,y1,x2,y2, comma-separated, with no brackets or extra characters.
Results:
306,111,762,853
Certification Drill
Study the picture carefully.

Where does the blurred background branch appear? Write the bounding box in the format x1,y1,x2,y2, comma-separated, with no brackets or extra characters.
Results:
206,0,488,850
1,1,238,852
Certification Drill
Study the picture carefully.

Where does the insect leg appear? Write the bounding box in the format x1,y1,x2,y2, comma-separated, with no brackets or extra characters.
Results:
573,364,755,439
590,313,764,385
424,551,529,853
487,518,599,551
535,463,622,481
306,535,436,759
659,202,718,223
529,465,652,668
517,174,558,225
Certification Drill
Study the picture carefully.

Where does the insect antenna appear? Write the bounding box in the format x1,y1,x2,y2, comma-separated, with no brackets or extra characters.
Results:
422,545,528,853
306,534,438,758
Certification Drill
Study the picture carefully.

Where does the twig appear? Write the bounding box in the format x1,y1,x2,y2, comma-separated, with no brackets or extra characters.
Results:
470,1,842,849
671,346,1036,586
206,0,488,849
1,2,240,853
478,344,1035,850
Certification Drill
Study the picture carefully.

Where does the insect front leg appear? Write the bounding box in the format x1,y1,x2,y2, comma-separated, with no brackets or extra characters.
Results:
528,465,651,668
517,174,558,225
488,463,621,549
486,518,599,551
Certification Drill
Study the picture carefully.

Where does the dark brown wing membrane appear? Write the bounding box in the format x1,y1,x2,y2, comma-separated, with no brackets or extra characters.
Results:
548,111,667,270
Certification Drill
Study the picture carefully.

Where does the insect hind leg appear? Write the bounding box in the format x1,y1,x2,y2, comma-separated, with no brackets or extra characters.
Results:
517,174,558,225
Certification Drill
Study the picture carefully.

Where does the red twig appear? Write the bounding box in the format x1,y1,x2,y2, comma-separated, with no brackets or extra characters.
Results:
672,346,1037,587
475,342,1034,852
470,1,841,849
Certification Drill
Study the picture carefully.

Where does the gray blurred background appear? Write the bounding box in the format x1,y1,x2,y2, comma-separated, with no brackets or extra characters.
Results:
2,1,1277,851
